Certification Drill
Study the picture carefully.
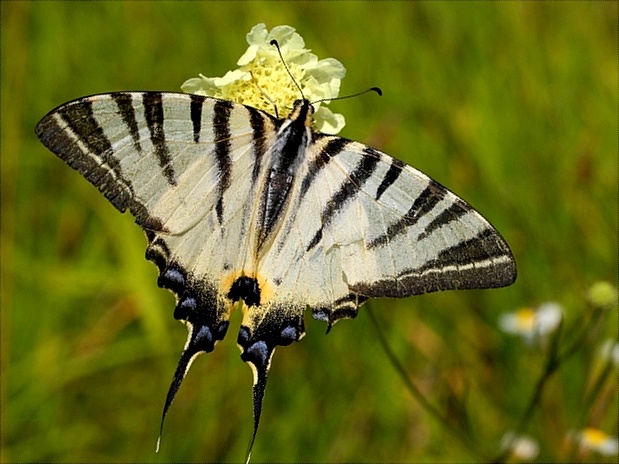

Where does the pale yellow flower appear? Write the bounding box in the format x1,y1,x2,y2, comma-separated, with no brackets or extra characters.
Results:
587,281,617,309
182,23,346,133
571,427,618,456
499,302,563,344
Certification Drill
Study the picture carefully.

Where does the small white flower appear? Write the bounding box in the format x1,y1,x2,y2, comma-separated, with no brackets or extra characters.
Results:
499,302,563,344
571,428,618,456
599,339,619,367
182,23,346,133
500,432,539,460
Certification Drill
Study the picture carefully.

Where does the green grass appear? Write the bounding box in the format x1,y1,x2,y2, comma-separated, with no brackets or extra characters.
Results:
2,2,617,462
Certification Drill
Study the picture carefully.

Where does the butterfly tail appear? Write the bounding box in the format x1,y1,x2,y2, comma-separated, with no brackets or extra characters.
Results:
240,339,276,463
157,322,218,452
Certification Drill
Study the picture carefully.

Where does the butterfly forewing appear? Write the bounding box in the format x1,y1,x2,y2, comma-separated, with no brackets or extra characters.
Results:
262,135,516,316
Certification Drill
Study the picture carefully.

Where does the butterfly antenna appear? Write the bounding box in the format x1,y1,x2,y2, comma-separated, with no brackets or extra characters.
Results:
270,39,305,100
312,86,382,105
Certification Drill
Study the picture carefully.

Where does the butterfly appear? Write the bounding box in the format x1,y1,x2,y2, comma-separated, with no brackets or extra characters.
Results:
36,90,516,460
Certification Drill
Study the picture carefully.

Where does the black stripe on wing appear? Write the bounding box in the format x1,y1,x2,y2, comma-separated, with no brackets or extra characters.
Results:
375,157,404,201
37,97,125,206
143,92,177,186
299,136,349,201
416,198,470,241
411,228,513,277
247,106,272,184
189,94,203,143
111,92,142,153
56,98,115,161
307,146,380,252
368,179,447,249
212,99,234,224
35,94,164,231
352,228,516,297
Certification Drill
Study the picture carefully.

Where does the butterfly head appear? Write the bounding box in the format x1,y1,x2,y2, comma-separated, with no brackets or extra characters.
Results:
287,99,315,127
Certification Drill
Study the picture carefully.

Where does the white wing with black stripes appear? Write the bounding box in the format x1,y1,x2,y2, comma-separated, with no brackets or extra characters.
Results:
35,91,516,459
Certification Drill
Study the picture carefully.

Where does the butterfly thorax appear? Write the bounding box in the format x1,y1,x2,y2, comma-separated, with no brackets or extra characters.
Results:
257,99,314,251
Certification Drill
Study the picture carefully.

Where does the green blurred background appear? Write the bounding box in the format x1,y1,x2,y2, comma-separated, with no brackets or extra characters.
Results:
2,2,617,462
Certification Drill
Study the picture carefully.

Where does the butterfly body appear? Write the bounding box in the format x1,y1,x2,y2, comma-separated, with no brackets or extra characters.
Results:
36,91,516,456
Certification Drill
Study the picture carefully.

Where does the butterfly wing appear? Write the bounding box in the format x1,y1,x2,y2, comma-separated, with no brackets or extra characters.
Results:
36,91,282,435
36,94,516,459
260,134,517,327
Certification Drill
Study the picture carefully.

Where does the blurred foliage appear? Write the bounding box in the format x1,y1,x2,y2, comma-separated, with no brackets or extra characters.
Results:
2,2,617,463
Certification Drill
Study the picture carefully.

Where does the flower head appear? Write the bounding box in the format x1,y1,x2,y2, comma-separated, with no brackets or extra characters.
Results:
571,428,618,456
499,302,563,344
182,24,346,133
500,432,540,461
599,339,619,367
587,281,617,309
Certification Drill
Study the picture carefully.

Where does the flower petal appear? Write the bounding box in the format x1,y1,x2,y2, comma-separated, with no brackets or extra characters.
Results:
314,106,345,134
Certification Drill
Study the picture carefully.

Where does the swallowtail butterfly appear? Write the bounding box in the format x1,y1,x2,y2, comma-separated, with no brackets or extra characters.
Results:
36,90,516,459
